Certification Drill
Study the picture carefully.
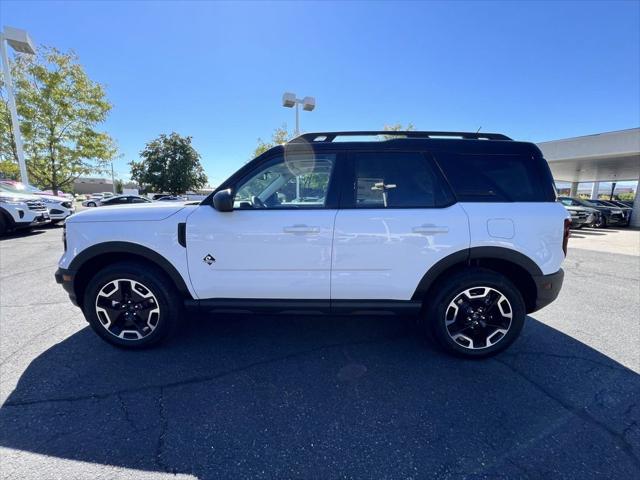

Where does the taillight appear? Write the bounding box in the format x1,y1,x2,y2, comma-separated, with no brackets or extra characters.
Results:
562,218,571,256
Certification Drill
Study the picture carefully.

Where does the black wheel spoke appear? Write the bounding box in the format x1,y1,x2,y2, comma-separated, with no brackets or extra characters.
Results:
95,279,160,341
445,286,512,350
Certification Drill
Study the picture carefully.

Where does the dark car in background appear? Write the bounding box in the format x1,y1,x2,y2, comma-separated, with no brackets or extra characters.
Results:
587,199,631,226
558,198,599,228
557,197,626,228
90,195,152,207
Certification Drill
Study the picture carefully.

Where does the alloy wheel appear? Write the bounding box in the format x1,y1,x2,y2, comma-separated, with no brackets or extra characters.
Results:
445,286,513,350
95,278,160,340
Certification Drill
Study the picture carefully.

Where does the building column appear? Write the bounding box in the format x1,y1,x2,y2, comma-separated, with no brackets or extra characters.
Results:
590,181,600,200
630,179,640,228
569,182,579,197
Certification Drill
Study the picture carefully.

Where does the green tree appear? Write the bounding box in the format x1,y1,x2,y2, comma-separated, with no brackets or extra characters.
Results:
130,133,207,194
382,123,415,139
0,47,117,195
251,124,292,159
115,179,124,194
0,94,18,164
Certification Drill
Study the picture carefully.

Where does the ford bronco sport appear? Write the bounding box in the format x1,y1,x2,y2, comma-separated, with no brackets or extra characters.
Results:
56,131,569,358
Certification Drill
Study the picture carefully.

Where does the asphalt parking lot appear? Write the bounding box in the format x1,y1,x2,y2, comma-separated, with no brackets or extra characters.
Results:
0,226,639,479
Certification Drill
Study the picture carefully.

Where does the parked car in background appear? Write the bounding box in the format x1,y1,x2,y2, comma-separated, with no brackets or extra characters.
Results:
0,190,50,235
606,200,633,225
0,182,75,224
92,195,152,207
557,197,625,228
558,199,594,229
586,199,630,226
155,195,187,202
82,193,108,207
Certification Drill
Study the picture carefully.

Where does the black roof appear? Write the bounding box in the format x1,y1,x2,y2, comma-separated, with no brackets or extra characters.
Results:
279,130,541,156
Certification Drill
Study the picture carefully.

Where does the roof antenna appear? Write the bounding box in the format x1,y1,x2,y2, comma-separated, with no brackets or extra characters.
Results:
476,126,482,133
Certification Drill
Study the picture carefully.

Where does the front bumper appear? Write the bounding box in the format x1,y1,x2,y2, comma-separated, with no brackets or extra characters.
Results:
48,206,75,221
14,212,51,229
55,267,79,306
531,268,564,312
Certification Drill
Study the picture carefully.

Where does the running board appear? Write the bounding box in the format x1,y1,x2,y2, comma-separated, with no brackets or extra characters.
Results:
184,299,422,315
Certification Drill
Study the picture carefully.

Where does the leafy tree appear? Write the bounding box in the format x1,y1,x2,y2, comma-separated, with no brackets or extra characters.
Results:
0,94,18,164
115,179,123,194
382,123,415,139
251,124,292,159
0,160,20,180
130,133,207,194
0,47,117,195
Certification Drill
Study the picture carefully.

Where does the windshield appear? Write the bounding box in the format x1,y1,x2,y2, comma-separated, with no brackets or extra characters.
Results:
0,181,40,194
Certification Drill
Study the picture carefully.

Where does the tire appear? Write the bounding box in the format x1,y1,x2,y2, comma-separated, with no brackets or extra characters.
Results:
0,215,7,235
573,224,583,230
82,261,183,348
594,216,607,228
87,202,97,207
424,268,526,358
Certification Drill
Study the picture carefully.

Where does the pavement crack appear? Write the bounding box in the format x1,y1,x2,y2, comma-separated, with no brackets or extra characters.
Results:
1,336,400,409
154,386,175,474
494,357,640,469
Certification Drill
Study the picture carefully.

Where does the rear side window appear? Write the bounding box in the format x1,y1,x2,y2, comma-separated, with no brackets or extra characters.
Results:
435,153,555,202
352,152,454,208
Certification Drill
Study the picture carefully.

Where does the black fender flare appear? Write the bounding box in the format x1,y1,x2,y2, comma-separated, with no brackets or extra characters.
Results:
411,246,542,301
68,241,192,297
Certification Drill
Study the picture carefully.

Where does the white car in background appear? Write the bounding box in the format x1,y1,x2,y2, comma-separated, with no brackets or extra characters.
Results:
0,182,75,224
0,190,50,235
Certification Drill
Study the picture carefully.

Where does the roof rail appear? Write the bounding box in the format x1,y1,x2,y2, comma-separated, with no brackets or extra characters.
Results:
291,131,512,142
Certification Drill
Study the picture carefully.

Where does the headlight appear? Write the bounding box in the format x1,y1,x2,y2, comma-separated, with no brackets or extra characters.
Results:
0,196,24,205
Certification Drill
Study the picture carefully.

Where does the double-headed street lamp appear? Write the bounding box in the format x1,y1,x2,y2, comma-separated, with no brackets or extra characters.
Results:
1,26,35,185
282,92,315,136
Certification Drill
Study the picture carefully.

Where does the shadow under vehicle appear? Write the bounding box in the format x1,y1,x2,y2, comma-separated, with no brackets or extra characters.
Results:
1,314,639,478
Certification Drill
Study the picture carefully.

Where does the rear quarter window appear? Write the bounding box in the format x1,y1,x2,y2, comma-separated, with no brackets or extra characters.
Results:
434,152,556,202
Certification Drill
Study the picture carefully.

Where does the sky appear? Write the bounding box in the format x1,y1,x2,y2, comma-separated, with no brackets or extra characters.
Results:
1,0,639,186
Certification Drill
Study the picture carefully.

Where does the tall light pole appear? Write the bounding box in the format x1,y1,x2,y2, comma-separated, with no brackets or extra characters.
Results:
0,26,35,185
282,92,316,136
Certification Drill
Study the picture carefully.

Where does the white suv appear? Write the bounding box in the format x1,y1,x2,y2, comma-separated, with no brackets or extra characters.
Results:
0,191,50,234
56,131,569,358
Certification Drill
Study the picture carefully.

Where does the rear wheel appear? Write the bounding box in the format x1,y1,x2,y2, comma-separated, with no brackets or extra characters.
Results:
0,215,7,235
87,201,97,207
424,268,526,358
594,216,607,228
83,261,182,348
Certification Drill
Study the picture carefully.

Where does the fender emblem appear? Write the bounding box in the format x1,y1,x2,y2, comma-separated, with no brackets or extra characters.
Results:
203,254,216,265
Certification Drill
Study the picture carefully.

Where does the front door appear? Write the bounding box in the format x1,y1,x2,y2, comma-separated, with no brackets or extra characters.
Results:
186,152,339,300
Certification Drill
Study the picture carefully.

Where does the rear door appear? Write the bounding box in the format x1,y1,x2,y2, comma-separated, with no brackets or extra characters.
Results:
331,151,470,300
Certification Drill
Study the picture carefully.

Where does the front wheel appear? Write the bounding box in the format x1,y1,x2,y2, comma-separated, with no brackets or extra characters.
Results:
594,216,607,228
87,202,97,207
424,268,526,358
83,261,182,348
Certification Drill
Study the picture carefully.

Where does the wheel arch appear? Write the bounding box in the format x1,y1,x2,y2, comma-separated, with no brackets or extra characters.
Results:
69,242,192,307
412,247,541,313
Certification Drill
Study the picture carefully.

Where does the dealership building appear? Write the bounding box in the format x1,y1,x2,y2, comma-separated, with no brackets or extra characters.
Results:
537,128,640,227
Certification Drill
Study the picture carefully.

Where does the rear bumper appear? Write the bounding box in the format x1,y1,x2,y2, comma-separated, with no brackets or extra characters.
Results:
55,267,79,306
531,268,564,312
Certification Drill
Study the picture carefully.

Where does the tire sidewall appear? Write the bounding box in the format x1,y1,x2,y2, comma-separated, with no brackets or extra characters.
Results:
83,262,180,348
428,269,526,358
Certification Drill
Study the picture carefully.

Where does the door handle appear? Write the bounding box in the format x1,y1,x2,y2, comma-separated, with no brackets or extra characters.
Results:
412,224,449,234
283,224,321,234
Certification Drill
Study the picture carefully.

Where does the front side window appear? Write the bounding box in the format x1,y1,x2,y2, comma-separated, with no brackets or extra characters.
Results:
353,152,453,208
234,154,335,209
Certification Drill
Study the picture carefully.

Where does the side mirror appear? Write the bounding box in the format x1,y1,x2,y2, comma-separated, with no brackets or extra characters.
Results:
212,189,234,212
